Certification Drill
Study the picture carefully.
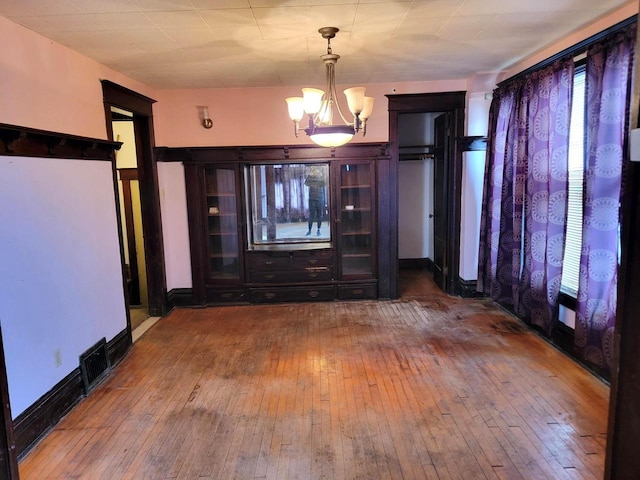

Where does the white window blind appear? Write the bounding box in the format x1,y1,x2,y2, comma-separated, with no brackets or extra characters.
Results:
561,68,585,297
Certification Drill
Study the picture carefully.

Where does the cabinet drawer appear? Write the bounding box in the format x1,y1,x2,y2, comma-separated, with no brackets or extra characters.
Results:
206,287,247,304
337,283,377,300
249,285,335,303
292,249,334,268
246,252,292,270
247,267,333,284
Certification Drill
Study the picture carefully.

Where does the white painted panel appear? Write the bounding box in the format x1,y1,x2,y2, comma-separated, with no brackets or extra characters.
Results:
0,156,127,417
398,159,433,259
459,90,492,281
559,305,576,329
459,151,486,280
158,162,192,290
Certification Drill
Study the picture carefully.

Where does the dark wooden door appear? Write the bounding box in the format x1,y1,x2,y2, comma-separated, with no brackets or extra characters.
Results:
432,113,449,290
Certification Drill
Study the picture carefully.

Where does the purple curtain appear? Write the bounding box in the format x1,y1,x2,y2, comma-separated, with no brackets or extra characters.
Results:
478,59,574,334
477,88,517,303
575,24,636,373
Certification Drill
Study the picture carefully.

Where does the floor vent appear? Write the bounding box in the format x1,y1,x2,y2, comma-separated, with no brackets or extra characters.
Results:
79,338,111,394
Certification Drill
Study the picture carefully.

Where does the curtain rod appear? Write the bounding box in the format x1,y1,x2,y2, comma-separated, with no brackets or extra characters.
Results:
497,15,637,87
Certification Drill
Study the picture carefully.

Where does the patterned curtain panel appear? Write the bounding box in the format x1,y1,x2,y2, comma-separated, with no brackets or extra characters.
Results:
519,61,574,332
478,58,574,334
575,24,636,373
477,88,518,304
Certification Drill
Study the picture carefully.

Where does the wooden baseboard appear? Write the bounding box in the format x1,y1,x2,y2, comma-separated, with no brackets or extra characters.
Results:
455,278,483,298
399,258,433,271
167,288,193,310
107,328,131,367
14,369,83,458
14,328,130,458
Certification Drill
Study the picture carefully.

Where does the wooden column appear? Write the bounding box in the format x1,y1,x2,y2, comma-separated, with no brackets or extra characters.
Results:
605,12,640,479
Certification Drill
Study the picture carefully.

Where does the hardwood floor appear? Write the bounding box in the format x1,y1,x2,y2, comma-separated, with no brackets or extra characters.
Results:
19,271,609,479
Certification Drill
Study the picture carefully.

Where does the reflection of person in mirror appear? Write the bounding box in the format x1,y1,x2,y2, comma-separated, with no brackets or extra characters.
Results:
305,166,326,236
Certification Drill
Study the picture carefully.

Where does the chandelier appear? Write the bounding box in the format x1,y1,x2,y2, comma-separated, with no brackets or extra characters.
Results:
286,27,374,148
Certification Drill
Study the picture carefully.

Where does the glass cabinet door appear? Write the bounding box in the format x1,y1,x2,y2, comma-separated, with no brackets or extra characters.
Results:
205,165,240,283
338,162,374,278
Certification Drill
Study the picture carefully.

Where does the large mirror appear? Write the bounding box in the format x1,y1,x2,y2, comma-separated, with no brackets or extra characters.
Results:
248,163,330,245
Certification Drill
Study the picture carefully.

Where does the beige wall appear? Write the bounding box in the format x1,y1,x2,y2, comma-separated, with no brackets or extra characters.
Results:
152,80,469,148
0,15,155,139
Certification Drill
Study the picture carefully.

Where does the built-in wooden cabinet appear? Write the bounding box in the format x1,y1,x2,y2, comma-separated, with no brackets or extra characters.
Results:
170,143,393,305
204,165,242,283
337,161,375,279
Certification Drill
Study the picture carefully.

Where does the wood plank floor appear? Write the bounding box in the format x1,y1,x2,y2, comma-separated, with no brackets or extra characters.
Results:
19,271,609,479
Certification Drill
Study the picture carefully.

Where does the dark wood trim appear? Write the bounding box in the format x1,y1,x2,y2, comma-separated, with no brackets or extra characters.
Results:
388,92,466,297
449,106,466,296
550,320,576,357
399,258,433,271
387,91,466,112
107,329,131,367
0,123,120,161
14,369,83,459
184,163,207,306
102,81,167,318
605,97,640,478
167,288,194,310
458,136,487,152
157,143,390,164
119,167,138,181
120,175,141,305
558,291,578,311
101,80,156,115
455,278,483,298
376,155,395,299
0,325,19,479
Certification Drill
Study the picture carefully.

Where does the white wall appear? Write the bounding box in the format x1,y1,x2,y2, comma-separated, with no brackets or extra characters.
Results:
398,160,434,259
158,162,192,290
0,156,127,417
459,88,493,281
398,112,441,260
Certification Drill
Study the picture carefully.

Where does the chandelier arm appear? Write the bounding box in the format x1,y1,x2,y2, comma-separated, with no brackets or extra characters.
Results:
328,62,353,126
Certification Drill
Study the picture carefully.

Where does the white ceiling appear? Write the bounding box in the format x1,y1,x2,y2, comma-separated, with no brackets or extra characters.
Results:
0,0,633,89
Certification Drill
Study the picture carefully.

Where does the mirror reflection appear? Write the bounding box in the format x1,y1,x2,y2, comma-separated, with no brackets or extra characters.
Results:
249,163,330,244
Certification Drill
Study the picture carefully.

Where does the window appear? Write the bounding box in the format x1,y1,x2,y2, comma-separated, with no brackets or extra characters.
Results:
561,66,585,297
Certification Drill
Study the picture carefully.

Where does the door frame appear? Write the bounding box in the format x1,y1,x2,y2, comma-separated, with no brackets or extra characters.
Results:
432,112,452,291
102,80,167,317
387,92,466,296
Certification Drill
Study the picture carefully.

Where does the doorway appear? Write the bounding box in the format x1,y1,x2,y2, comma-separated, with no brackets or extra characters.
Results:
102,80,167,336
112,108,149,330
388,92,465,296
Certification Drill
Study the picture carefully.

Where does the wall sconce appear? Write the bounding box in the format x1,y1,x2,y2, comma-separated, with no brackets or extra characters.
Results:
198,106,213,129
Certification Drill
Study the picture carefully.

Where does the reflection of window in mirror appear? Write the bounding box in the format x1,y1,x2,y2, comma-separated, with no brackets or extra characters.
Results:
249,163,330,245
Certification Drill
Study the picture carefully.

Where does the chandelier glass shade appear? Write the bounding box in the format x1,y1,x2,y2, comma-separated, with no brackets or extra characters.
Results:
286,27,374,148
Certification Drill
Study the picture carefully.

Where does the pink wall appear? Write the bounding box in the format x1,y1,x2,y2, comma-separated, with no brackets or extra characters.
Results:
499,1,638,82
0,15,155,140
153,80,468,148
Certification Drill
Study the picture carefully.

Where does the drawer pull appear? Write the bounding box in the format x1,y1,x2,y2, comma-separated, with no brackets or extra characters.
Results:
220,292,233,299
264,292,276,300
308,291,320,298
264,260,274,266
308,273,318,278
352,289,364,295
308,259,318,265
264,274,275,280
